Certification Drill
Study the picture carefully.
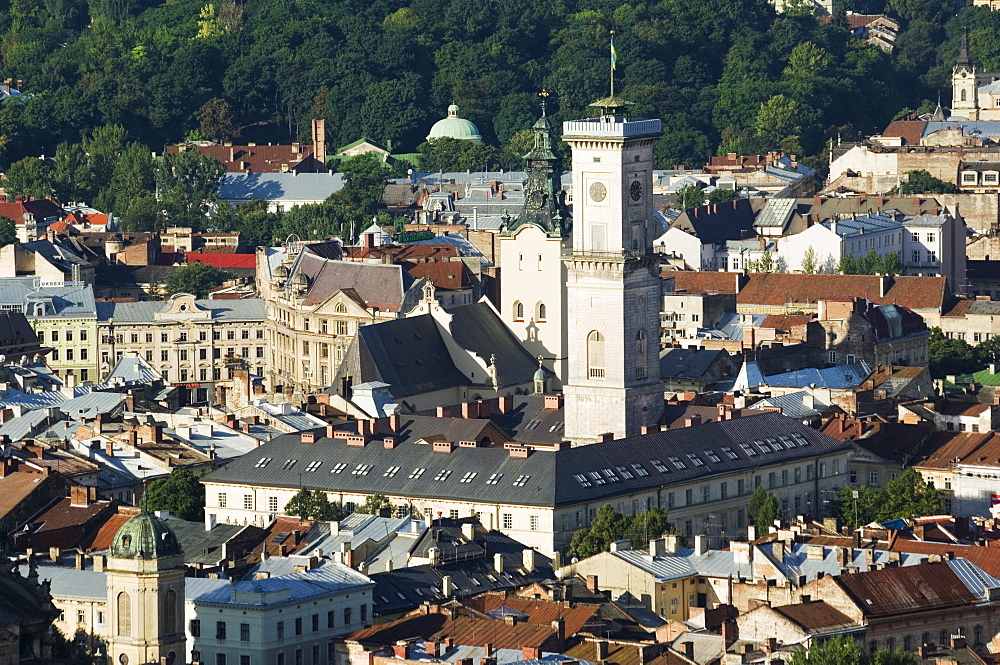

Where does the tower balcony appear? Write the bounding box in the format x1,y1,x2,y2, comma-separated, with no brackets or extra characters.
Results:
562,118,662,140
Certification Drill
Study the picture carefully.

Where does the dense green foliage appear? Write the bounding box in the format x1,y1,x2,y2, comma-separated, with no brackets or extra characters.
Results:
788,635,916,665
360,493,391,515
928,326,987,378
833,469,943,528
0,0,988,183
747,484,781,533
894,169,959,195
142,468,206,521
837,249,901,276
283,488,345,521
569,504,676,559
164,261,233,298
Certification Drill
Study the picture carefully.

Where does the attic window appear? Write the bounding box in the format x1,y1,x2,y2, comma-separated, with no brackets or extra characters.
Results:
460,472,477,483
574,474,592,488
615,466,634,479
352,464,373,476
433,470,452,481
254,457,272,468
739,443,757,456
331,463,348,474
631,463,649,477
791,433,810,446
721,447,738,459
486,473,502,485
602,469,619,482
280,459,297,470
650,459,670,473
588,471,606,485
304,461,322,472
409,468,426,479
767,438,783,450
704,450,722,463
512,475,530,487
668,456,687,470
754,440,772,453
779,436,796,448
384,466,400,477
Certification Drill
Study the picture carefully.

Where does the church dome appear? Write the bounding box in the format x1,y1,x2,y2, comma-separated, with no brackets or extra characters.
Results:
427,105,482,142
533,365,547,382
110,512,182,560
273,264,289,279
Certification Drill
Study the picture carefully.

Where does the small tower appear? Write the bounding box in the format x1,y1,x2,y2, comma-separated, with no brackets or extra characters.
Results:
533,355,547,395
105,511,186,665
953,29,979,121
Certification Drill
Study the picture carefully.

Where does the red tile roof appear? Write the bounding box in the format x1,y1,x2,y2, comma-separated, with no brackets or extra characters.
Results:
917,431,1000,471
347,612,558,650
879,121,927,146
165,144,323,174
663,271,743,294
463,593,601,637
84,512,132,551
0,199,65,223
405,260,472,291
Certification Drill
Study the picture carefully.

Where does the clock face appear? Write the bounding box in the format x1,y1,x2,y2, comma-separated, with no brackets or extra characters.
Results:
630,180,643,201
530,190,544,208
589,181,607,202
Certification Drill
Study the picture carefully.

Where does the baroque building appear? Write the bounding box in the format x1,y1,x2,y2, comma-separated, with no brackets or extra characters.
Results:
561,98,665,442
498,99,571,387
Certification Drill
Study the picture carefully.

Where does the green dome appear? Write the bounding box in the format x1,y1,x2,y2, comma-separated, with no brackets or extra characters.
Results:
427,105,482,142
110,512,183,559
533,366,547,382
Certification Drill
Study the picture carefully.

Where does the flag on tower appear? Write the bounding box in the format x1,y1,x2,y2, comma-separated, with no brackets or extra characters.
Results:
610,32,617,70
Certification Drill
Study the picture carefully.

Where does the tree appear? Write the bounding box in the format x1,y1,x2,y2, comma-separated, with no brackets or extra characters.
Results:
569,504,676,560
360,493,391,515
747,484,781,533
801,246,818,274
0,215,17,250
198,98,237,143
882,251,901,277
835,469,943,528
788,635,865,665
928,327,979,378
706,188,740,204
755,95,802,153
283,489,345,521
895,170,958,195
5,156,53,199
142,468,205,521
156,150,225,229
96,142,156,216
676,184,705,210
837,254,858,275
52,142,90,204
164,262,233,298
749,249,777,273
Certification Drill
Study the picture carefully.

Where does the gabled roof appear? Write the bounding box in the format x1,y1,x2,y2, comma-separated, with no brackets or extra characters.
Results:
292,250,412,311
218,173,344,202
772,601,858,634
834,561,977,618
659,348,727,381
669,198,757,243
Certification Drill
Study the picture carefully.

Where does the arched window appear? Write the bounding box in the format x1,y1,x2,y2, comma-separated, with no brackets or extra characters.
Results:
164,589,177,635
537,303,546,321
117,592,131,637
962,89,968,102
636,329,647,356
514,302,524,321
588,331,605,378
334,303,347,314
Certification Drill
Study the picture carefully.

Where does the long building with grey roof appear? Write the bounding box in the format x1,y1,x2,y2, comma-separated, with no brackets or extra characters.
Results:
201,412,852,555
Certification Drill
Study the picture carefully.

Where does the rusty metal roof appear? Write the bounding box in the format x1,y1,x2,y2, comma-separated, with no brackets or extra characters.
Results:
835,561,976,618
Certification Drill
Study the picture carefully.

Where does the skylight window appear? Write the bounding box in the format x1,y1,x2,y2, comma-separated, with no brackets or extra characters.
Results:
721,447,738,459
352,464,373,476
331,463,348,474
779,436,796,448
513,475,530,487
409,468,426,479
304,461,322,472
280,459,297,470
767,438,783,450
704,450,722,463
254,457,272,468
460,472,477,483
631,463,649,477
588,471,606,485
739,443,757,456
687,453,705,467
792,433,810,446
754,440,772,453
486,473,503,484
384,466,400,477
602,469,620,482
650,459,670,473
668,456,687,470
433,470,452,481
574,474,592,488
615,465,634,479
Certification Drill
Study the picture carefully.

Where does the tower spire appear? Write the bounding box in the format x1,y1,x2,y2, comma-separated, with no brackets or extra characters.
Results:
958,28,972,68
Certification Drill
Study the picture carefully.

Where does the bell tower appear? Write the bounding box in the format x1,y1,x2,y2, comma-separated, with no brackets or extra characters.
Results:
499,92,571,387
953,29,979,121
561,97,664,443
106,512,186,665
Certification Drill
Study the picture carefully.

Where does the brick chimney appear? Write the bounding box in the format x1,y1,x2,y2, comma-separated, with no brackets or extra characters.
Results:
498,396,512,414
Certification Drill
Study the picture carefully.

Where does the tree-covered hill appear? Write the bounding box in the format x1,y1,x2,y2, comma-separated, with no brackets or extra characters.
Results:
0,0,988,172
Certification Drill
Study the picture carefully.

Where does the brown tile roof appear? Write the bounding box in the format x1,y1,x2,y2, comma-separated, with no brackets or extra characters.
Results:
347,612,558,650
663,271,743,294
462,593,602,637
564,641,670,665
295,251,412,311
405,260,473,291
773,601,859,633
0,470,50,520
879,121,927,146
888,541,1000,578
738,274,946,312
760,314,812,332
835,562,976,618
84,512,132,551
918,431,1000,471
28,497,112,535
0,199,66,223
165,144,323,174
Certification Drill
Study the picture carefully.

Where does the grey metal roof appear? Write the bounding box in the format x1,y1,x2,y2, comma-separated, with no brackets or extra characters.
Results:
948,557,1000,600
0,279,97,318
764,362,872,390
901,214,947,228
166,520,254,566
37,566,108,600
823,211,901,238
58,391,125,419
203,413,850,509
659,348,726,381
96,298,266,323
924,121,1000,138
107,353,162,384
747,391,836,419
219,173,345,202
191,563,371,606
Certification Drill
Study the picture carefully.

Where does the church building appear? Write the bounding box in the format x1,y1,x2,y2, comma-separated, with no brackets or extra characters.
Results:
951,30,1000,121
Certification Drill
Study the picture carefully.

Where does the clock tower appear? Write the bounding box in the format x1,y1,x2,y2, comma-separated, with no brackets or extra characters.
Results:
499,95,571,387
561,97,664,443
953,29,979,121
